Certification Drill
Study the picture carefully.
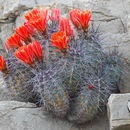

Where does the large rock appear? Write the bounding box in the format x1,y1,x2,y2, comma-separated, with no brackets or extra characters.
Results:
3,0,36,20
0,101,109,130
0,101,75,130
0,0,4,20
0,23,15,49
119,66,130,93
15,10,28,28
35,0,60,6
107,94,130,130
128,15,130,37
128,101,130,112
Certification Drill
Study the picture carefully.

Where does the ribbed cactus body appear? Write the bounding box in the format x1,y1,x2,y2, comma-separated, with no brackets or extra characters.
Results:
65,38,120,123
43,79,69,117
68,87,99,123
1,53,38,102
32,67,70,117
103,54,121,91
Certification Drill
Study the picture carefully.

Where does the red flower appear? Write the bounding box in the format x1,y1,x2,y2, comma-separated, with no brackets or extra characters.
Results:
24,22,35,36
24,9,48,22
14,41,43,65
5,33,22,50
14,45,34,65
49,31,69,54
89,85,94,90
24,9,48,35
0,53,7,73
49,9,60,24
69,9,91,31
29,16,46,34
59,18,73,37
39,9,48,20
28,41,43,62
24,9,40,21
15,25,31,44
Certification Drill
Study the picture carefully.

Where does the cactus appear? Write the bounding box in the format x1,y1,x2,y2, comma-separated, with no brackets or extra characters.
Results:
0,8,124,123
1,52,40,103
32,67,70,117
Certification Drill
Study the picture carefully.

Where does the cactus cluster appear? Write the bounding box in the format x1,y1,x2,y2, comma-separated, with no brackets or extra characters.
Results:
0,8,123,123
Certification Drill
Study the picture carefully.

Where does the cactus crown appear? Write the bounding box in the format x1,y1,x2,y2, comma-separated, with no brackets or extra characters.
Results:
0,8,123,124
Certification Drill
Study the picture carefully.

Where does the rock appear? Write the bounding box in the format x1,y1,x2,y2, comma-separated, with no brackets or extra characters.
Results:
35,0,58,6
0,39,5,53
3,0,36,19
128,101,130,112
119,69,130,93
101,33,130,59
0,23,15,48
15,10,28,28
128,15,130,37
107,94,130,130
0,101,109,130
0,75,13,101
0,0,4,20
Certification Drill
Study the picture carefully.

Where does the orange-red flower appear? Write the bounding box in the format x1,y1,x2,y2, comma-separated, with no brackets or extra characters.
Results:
0,53,7,73
24,9,48,35
15,25,31,44
49,31,69,53
39,9,48,20
14,41,43,65
24,9,48,22
69,9,91,31
28,41,43,62
29,16,46,34
14,45,34,65
24,9,40,21
24,22,35,36
5,33,22,50
59,18,73,37
49,9,60,24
